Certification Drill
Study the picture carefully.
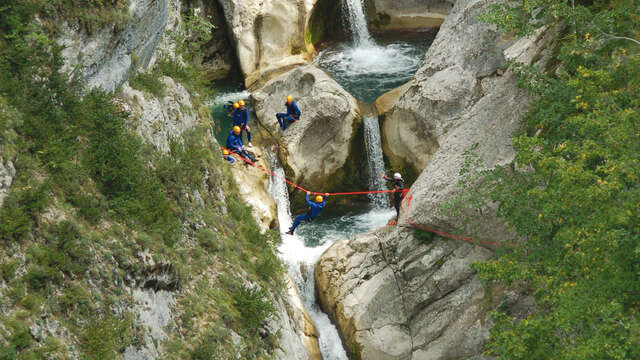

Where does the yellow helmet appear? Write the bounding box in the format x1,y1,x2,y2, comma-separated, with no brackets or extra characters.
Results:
222,149,229,155
286,95,293,103
233,126,241,134
233,102,240,109
315,195,323,203
238,100,246,106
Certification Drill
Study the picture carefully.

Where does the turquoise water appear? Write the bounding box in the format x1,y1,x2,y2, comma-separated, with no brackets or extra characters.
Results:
315,31,437,103
209,81,250,145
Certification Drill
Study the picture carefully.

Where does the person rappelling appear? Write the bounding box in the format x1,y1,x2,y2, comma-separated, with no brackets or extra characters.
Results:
226,125,256,163
276,95,300,131
232,100,252,147
382,172,404,217
286,191,329,235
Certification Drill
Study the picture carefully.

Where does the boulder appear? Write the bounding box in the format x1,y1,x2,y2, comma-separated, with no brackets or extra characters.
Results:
315,227,495,359
217,0,319,88
252,65,362,199
60,0,169,91
379,0,556,243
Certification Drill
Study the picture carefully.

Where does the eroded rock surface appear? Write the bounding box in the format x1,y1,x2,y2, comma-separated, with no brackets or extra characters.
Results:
60,0,169,91
252,65,361,195
371,0,453,29
217,0,318,88
315,227,494,359
118,76,199,154
379,0,556,243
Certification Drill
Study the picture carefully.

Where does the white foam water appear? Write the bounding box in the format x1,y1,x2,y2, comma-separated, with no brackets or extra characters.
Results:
363,115,389,207
268,154,394,360
341,0,374,46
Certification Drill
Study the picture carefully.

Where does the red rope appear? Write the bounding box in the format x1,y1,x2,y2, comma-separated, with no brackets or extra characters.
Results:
223,147,516,248
401,194,516,248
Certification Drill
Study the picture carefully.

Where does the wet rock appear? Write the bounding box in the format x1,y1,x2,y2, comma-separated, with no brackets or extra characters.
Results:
315,227,494,360
252,65,361,197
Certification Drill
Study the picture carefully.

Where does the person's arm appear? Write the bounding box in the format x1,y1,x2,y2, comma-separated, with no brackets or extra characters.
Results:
322,192,328,207
293,102,301,119
381,174,392,182
305,192,312,206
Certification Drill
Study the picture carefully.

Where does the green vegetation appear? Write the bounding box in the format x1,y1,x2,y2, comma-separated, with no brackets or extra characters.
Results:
0,2,283,359
454,0,639,358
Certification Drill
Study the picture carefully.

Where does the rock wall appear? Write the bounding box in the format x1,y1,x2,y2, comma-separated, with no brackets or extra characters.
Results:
369,0,453,29
60,0,170,91
315,227,498,359
379,0,555,243
252,65,362,201
217,0,319,88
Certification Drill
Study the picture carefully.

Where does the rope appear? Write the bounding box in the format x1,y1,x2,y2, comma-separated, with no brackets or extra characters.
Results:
223,147,516,248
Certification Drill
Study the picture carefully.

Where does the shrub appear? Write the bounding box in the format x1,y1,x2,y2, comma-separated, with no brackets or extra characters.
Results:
129,71,165,98
232,285,276,333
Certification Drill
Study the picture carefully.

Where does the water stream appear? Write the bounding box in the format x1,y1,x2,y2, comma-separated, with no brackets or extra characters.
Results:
268,155,394,359
363,115,388,207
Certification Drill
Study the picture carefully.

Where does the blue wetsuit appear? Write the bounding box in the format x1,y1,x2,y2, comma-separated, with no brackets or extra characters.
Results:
232,107,252,143
225,131,255,162
289,193,325,233
277,100,301,131
224,155,235,164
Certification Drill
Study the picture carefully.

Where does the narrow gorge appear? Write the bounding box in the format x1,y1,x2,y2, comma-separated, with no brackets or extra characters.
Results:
2,0,637,359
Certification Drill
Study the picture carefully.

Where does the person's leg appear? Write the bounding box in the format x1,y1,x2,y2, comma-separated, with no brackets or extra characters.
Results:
394,194,401,217
290,214,308,233
277,113,286,130
245,127,252,143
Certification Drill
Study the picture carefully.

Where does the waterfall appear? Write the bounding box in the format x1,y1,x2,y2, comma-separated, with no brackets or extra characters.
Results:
363,115,389,208
341,0,374,46
267,154,349,360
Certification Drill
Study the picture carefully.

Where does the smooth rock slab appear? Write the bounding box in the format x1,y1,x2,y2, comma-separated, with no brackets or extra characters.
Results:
252,65,361,194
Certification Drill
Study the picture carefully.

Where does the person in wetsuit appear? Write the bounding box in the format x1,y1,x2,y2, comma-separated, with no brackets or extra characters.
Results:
286,191,329,235
382,172,404,217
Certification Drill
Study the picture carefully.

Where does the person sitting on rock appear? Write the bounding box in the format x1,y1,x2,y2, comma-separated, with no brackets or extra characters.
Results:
222,148,235,165
276,95,300,131
286,191,329,235
226,126,256,163
233,99,252,147
382,172,404,217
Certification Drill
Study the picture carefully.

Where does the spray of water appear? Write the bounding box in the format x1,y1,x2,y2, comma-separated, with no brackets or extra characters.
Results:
363,115,389,207
341,0,374,46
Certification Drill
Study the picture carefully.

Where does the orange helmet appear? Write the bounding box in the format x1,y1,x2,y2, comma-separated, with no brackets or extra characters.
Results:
286,95,293,103
233,102,240,109
238,100,246,107
222,149,230,155
315,195,323,203
233,126,241,134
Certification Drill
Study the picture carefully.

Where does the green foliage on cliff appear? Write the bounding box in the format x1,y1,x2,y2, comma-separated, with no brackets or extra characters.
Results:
0,2,283,359
466,0,640,358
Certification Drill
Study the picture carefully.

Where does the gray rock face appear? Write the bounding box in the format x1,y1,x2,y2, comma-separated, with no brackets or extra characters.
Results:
118,76,199,154
371,0,453,29
315,227,493,359
216,0,318,87
380,0,556,243
0,159,15,207
252,65,361,194
60,0,169,91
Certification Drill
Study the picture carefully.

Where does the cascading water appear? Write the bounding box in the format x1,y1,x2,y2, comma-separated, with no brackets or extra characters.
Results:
268,154,350,360
340,0,373,46
315,0,435,103
363,115,389,207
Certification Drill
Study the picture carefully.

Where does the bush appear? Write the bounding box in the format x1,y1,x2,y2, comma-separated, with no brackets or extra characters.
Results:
232,285,276,333
129,71,166,98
